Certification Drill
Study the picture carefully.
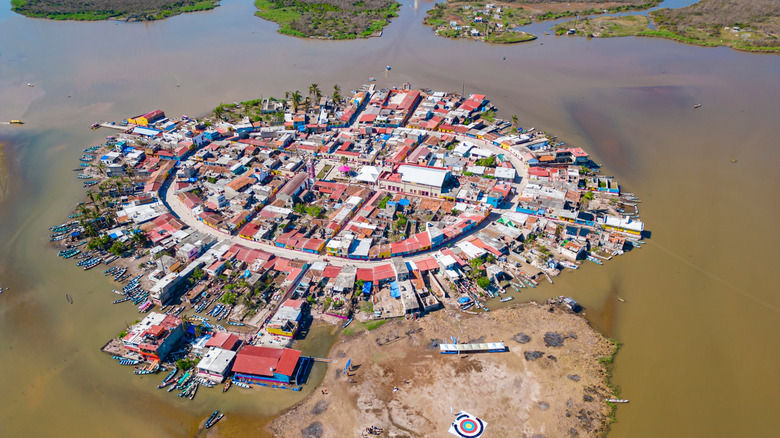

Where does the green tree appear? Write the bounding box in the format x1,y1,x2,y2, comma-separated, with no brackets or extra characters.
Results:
221,291,237,305
291,91,302,112
214,103,225,120
309,83,321,102
333,84,341,103
511,114,519,128
477,276,491,289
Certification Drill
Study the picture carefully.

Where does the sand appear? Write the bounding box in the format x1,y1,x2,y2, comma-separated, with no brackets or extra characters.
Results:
269,303,616,437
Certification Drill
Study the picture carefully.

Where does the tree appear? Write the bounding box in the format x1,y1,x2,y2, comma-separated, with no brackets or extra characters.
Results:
309,83,321,102
511,114,519,128
221,291,237,305
96,161,106,175
291,91,302,112
333,84,342,103
214,103,225,120
477,277,491,289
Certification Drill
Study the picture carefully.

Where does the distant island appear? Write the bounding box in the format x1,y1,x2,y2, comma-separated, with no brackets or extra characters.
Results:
11,0,220,21
555,0,780,53
424,0,660,43
253,0,400,39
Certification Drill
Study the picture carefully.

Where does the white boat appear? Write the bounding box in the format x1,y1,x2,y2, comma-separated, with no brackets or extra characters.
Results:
500,296,514,303
607,399,629,403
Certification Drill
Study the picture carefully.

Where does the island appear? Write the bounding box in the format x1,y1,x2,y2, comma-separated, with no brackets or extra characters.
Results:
555,0,780,53
254,0,400,39
11,0,220,21
424,0,660,43
52,83,644,434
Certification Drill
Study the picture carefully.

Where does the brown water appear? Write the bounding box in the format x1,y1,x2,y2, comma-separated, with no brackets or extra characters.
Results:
1,1,779,436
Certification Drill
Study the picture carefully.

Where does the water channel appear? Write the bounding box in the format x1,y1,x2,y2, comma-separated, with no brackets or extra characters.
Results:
1,0,779,436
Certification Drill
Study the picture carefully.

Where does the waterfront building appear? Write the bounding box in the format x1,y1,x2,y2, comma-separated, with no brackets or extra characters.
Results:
122,312,185,362
196,347,237,383
231,346,308,385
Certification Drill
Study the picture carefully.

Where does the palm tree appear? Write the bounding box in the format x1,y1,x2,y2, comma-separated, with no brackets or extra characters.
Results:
333,84,341,103
87,191,95,204
511,114,518,129
309,83,321,102
96,161,106,175
214,103,225,120
291,91,302,112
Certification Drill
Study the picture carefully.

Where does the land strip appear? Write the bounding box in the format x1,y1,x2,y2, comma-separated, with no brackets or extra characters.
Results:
253,0,400,39
11,0,220,22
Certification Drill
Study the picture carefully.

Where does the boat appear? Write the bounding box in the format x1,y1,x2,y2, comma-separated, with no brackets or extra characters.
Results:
189,381,199,400
368,77,376,82
112,297,130,304
66,294,73,304
617,297,626,303
223,379,232,392
206,412,224,429
158,368,178,388
118,359,140,366
586,255,603,265
693,104,701,109
607,399,629,403
562,297,581,312
500,296,514,303
227,321,245,326
342,318,353,328
10,120,24,125
134,368,154,375
232,379,251,389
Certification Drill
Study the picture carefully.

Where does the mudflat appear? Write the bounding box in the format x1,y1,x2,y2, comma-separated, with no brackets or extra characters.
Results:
270,303,616,437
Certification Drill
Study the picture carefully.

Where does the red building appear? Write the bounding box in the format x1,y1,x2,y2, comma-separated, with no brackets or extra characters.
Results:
122,313,185,362
231,346,309,385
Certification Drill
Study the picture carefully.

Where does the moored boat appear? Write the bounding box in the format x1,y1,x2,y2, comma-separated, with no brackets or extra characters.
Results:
500,296,514,303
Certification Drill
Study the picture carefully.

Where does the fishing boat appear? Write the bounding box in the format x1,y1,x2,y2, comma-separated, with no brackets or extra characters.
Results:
158,368,178,388
66,294,73,304
206,411,224,429
563,297,581,312
617,297,626,303
500,296,514,303
342,318,353,328
118,359,140,366
134,368,154,375
607,399,629,403
223,379,232,392
189,382,199,400
586,255,603,265
232,379,251,389
10,120,24,125
227,321,245,326
112,297,130,304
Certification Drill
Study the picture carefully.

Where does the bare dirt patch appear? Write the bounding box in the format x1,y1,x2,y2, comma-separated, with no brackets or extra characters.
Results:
269,303,616,437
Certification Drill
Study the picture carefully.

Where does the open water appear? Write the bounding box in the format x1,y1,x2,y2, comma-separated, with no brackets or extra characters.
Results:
1,0,779,436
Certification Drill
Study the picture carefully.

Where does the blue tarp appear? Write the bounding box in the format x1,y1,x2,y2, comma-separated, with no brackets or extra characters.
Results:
362,281,372,295
399,199,410,206
70,230,81,237
390,281,400,299
244,269,251,278
458,297,471,304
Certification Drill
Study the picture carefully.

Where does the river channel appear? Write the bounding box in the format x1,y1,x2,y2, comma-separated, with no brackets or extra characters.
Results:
1,0,779,436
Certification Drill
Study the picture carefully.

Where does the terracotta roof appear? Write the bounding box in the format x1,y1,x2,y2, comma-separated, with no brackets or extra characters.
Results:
232,346,301,377
205,333,239,350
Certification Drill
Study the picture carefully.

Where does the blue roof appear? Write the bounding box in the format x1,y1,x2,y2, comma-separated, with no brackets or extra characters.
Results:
100,155,110,161
399,199,410,206
390,281,400,299
362,281,372,295
458,297,471,304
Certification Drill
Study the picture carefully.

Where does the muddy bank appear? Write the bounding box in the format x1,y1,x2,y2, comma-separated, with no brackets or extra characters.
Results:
269,303,617,437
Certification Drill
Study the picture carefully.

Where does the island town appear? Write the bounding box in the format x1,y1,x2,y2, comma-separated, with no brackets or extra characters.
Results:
50,83,643,413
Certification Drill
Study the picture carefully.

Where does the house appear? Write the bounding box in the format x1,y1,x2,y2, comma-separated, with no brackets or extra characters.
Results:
559,240,586,260
204,332,240,351
121,312,185,362
266,299,304,338
231,346,309,385
196,347,237,383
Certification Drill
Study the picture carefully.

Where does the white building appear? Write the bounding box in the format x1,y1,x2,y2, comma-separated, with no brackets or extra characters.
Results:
196,347,237,383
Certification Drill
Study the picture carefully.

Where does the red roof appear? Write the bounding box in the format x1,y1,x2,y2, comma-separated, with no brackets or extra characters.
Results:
356,268,373,282
322,265,342,278
205,332,239,350
283,299,304,309
414,257,440,272
373,264,396,282
232,346,301,377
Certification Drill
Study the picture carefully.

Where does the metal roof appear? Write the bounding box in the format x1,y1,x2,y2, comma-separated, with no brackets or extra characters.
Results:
397,165,449,188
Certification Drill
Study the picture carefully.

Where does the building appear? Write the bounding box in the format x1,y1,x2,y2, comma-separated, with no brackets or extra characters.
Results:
277,173,309,206
196,347,237,383
122,313,185,362
266,299,304,338
231,346,310,385
205,332,240,351
378,164,451,198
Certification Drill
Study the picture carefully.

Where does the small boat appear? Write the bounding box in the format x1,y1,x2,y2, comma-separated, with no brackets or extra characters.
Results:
206,412,224,429
10,120,24,125
386,65,391,71
232,380,251,389
66,294,73,304
342,318,353,328
607,399,629,403
189,382,199,400
223,379,232,393
227,321,245,326
118,359,140,366
693,104,701,109
586,255,603,265
500,296,514,303
368,77,376,82
134,368,154,375
562,297,581,312
617,297,626,303
112,297,130,304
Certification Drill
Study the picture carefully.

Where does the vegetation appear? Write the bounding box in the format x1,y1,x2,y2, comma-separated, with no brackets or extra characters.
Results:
176,357,200,370
254,0,400,39
424,0,657,43
554,0,780,53
474,155,496,167
554,15,650,38
644,0,780,52
343,319,386,336
476,276,491,289
220,291,238,305
11,0,219,21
